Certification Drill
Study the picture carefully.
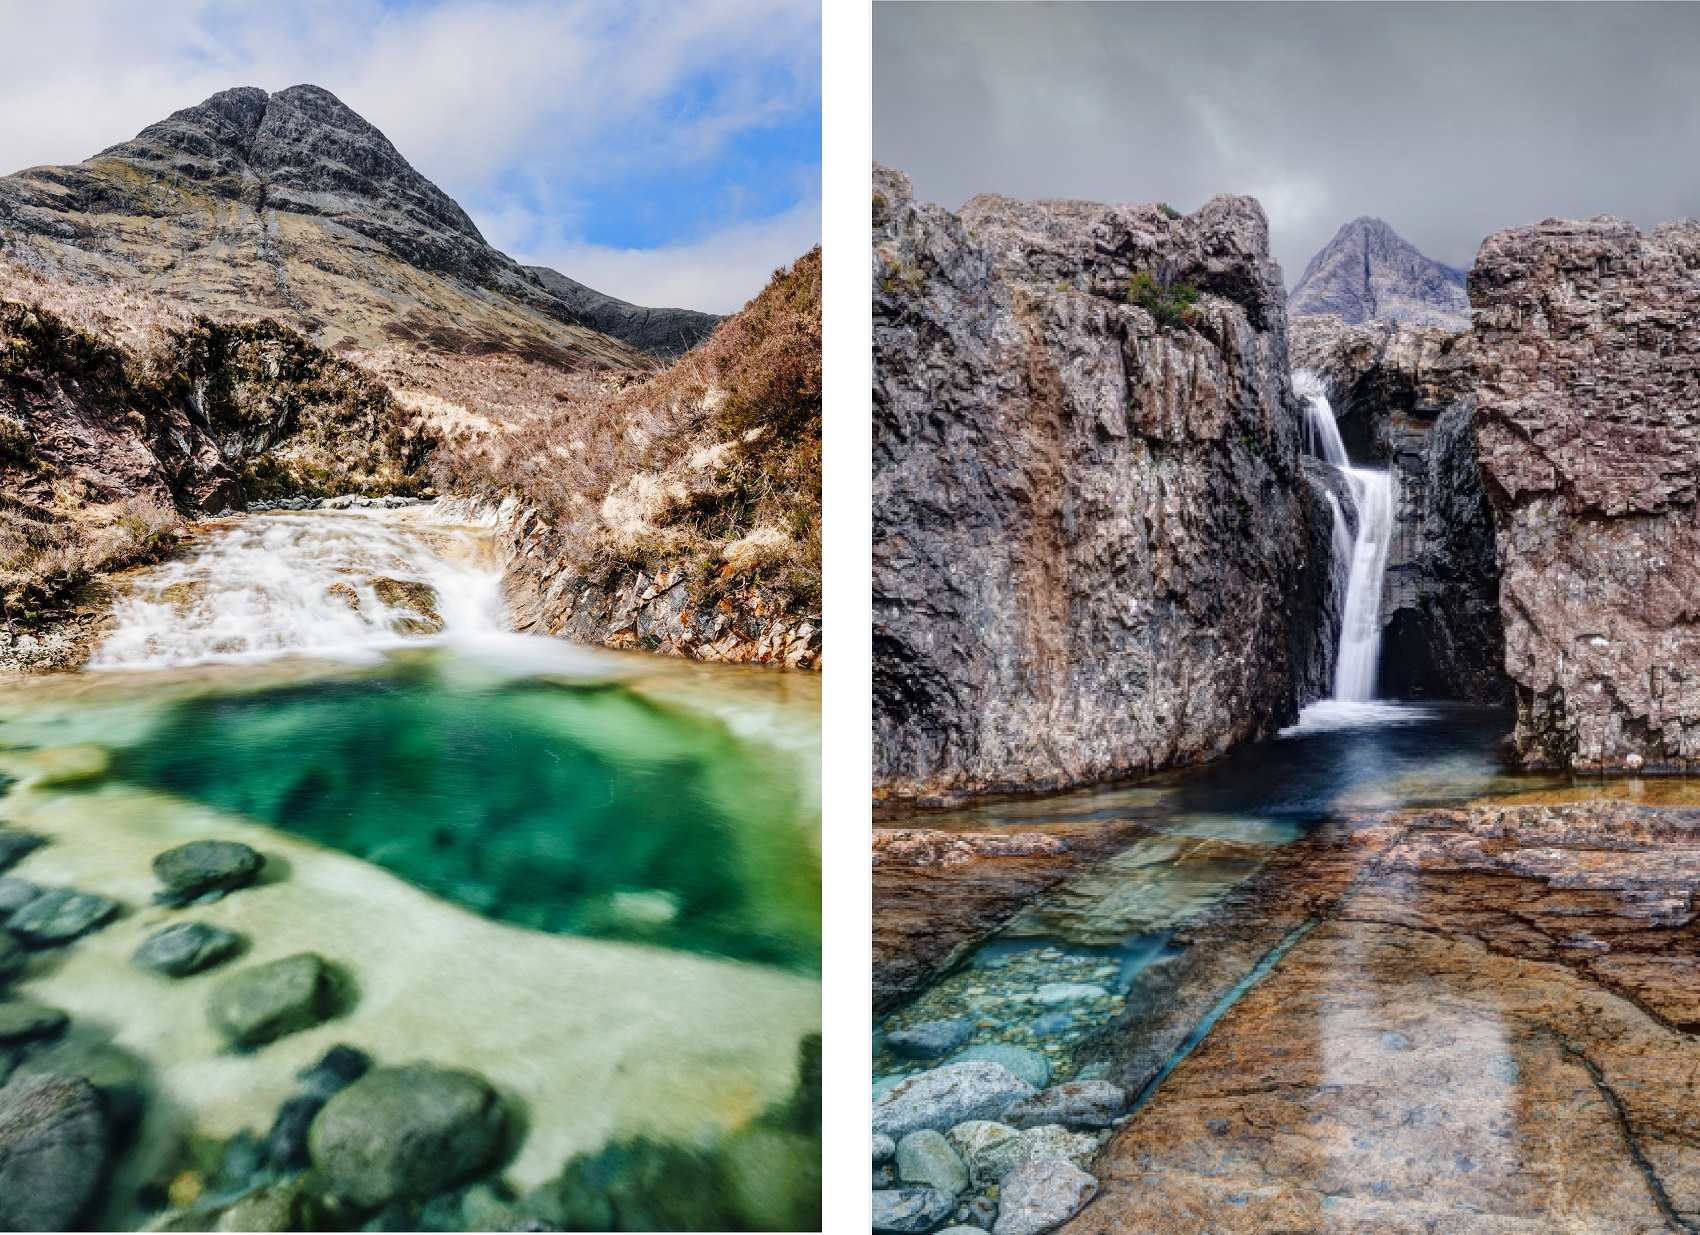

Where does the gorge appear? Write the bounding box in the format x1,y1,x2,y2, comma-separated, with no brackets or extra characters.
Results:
872,179,1700,1233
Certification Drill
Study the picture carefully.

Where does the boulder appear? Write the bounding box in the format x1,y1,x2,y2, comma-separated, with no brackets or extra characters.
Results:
948,1045,1050,1090
886,1018,973,1059
959,1123,1100,1188
895,1128,968,1195
0,831,43,873
209,953,334,1048
991,1158,1099,1235
308,1063,505,1210
1002,1081,1127,1130
872,1187,956,1234
134,922,243,977
873,1062,1036,1139
8,887,120,945
153,840,263,903
0,1073,108,1230
0,998,68,1044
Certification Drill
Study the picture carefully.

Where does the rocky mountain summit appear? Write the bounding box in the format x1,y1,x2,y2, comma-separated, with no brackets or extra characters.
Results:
873,165,1334,802
0,85,706,367
1289,217,1469,329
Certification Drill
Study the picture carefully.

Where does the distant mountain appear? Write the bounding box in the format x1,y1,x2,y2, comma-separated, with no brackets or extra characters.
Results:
526,266,720,363
0,85,710,367
1289,217,1469,329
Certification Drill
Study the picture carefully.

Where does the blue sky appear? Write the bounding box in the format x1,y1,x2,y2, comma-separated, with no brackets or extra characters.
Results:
0,0,820,312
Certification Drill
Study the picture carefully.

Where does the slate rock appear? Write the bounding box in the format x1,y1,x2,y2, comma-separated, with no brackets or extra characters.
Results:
0,1073,108,1230
1002,1081,1127,1130
896,1128,968,1195
886,1018,973,1059
153,840,263,903
134,921,243,977
872,1186,956,1234
949,1044,1050,1089
209,953,334,1048
8,887,120,945
308,1063,505,1209
991,1157,1099,1235
0,831,42,874
873,1062,1037,1139
0,998,68,1044
0,878,35,916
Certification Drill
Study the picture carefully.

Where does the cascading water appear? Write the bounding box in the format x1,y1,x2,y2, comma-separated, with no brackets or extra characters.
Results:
92,504,507,668
1293,370,1395,703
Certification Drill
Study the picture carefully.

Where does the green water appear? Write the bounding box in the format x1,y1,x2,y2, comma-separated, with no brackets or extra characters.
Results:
5,646,820,973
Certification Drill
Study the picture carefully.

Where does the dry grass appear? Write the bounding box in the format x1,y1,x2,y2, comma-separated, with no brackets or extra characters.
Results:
0,494,182,622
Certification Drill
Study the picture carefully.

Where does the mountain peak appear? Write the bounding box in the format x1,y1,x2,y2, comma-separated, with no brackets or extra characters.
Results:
1289,217,1469,328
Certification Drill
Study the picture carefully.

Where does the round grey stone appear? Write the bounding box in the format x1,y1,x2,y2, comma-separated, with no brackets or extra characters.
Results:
308,1063,505,1209
991,1158,1098,1235
873,1063,1037,1140
153,840,263,903
1002,1080,1128,1130
949,1044,1051,1089
872,1187,955,1234
886,1018,973,1059
134,922,243,977
0,1073,107,1230
896,1128,968,1195
7,888,119,945
0,998,68,1044
209,953,333,1048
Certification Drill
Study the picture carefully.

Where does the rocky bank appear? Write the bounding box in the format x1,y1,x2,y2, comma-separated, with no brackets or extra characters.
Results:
1470,215,1700,770
873,164,1334,802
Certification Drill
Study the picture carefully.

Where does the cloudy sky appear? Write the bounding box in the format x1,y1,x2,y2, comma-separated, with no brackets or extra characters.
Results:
0,0,819,313
875,2,1700,284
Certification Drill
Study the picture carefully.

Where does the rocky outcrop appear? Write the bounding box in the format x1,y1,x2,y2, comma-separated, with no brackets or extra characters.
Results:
1291,315,1510,702
1472,216,1700,769
873,165,1326,802
1289,217,1469,329
526,266,721,362
0,86,688,369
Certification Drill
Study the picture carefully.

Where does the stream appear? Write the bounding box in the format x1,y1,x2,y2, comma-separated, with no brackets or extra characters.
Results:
0,505,820,1229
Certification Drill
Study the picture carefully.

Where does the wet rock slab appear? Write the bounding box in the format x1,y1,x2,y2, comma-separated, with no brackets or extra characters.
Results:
1061,798,1700,1233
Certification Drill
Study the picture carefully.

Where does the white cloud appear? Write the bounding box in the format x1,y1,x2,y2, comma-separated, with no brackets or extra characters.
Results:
509,197,821,314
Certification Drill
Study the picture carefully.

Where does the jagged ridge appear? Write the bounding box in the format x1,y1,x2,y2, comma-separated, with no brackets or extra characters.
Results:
1290,216,1469,329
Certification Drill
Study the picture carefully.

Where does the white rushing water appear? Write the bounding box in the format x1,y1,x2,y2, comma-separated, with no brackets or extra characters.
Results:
1294,370,1395,703
92,505,507,669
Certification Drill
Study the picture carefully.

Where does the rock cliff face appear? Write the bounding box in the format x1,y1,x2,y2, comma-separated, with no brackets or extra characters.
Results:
0,86,696,367
1291,316,1509,702
1289,217,1469,329
1472,215,1700,769
873,165,1325,802
525,266,721,363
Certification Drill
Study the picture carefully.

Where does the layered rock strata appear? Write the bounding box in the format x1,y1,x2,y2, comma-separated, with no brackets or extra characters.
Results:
1291,315,1509,703
1472,216,1700,768
1063,797,1700,1233
873,165,1324,801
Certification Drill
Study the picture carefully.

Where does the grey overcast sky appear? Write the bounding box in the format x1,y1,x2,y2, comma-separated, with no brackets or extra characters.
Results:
873,1,1700,284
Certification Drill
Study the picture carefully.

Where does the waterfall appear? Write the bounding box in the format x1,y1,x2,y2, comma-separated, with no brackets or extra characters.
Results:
1294,370,1394,702
92,505,507,669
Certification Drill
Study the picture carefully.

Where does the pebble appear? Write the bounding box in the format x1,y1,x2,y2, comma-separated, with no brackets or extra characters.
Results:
1003,1080,1128,1130
896,1129,969,1195
133,922,243,977
7,888,120,946
1033,983,1107,1006
873,1063,1037,1139
1029,1012,1074,1037
872,1187,956,1233
991,1157,1099,1235
887,1018,973,1059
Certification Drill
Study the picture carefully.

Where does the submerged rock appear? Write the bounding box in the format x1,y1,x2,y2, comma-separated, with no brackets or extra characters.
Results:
991,1157,1098,1235
308,1063,505,1210
153,840,264,904
872,1186,957,1234
717,1125,822,1231
8,887,120,945
896,1128,969,1195
0,877,36,916
0,934,23,985
0,831,43,873
134,921,243,977
949,1045,1051,1090
265,1045,372,1172
0,1073,108,1231
11,1033,148,1132
873,1062,1037,1139
0,998,67,1044
1002,1081,1127,1130
886,1018,973,1059
209,953,334,1048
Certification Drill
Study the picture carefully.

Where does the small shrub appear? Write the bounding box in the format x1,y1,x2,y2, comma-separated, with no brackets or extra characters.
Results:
1127,263,1200,327
1158,202,1183,220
